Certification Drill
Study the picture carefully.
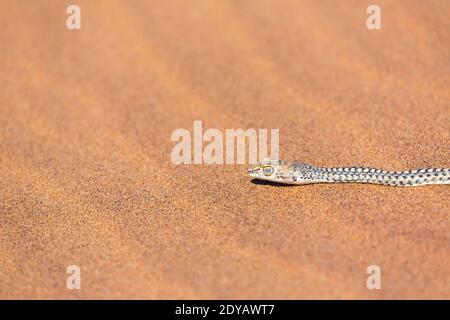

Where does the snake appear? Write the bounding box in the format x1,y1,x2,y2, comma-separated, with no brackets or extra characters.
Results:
247,159,450,186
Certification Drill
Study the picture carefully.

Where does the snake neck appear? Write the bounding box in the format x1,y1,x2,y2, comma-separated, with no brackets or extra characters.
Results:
298,166,450,186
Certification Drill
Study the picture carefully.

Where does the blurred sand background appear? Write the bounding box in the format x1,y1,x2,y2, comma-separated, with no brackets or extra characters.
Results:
0,0,449,299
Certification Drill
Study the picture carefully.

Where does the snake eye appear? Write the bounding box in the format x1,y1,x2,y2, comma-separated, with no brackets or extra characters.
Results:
262,166,274,176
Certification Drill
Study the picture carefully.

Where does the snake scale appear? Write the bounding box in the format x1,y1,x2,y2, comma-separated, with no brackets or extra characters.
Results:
248,159,450,186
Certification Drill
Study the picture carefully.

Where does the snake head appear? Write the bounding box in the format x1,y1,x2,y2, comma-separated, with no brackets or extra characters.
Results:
247,159,294,183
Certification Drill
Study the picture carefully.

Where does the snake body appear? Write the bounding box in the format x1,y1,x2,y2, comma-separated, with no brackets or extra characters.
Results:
248,159,450,186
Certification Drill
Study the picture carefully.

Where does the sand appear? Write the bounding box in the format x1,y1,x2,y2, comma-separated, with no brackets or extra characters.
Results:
0,0,449,299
